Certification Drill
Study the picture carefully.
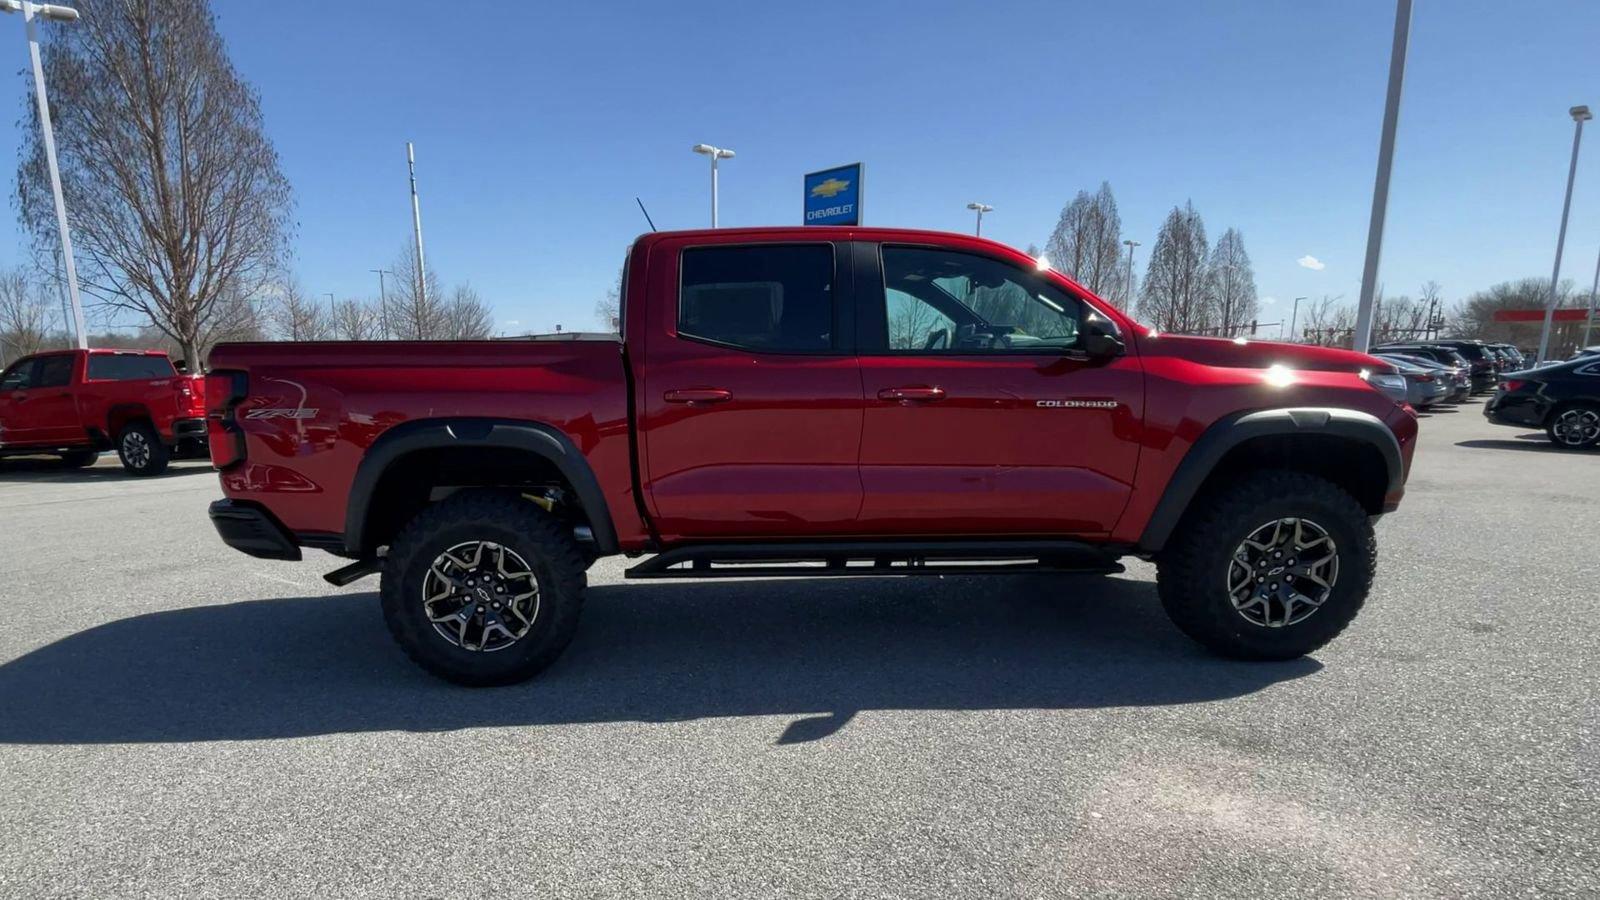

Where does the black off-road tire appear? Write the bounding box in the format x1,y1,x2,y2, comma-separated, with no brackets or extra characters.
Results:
1545,402,1600,450
115,421,169,476
58,450,100,468
380,489,587,686
1156,470,1375,660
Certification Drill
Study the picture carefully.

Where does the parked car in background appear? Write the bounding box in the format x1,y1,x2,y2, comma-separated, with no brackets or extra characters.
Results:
1487,343,1526,371
1372,355,1448,408
0,349,206,475
1377,342,1495,394
1378,353,1469,402
1484,356,1600,449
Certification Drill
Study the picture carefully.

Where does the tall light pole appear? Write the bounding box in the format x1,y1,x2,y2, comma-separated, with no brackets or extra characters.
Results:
325,292,336,336
966,202,992,236
1289,297,1306,341
3,0,86,350
1536,105,1592,364
370,268,393,339
406,142,429,322
1581,245,1600,352
1123,239,1140,307
1352,0,1413,354
692,144,735,227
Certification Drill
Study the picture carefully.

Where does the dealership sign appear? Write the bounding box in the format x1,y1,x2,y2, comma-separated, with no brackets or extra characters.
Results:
804,163,863,226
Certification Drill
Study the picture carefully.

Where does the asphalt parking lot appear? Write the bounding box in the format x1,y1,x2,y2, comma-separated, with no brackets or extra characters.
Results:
1,402,1596,898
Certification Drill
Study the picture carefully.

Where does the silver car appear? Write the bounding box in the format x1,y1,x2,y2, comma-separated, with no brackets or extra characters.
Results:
1375,355,1449,408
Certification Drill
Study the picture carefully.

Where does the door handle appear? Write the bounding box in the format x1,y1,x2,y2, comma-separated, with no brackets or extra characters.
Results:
664,388,733,404
878,386,946,402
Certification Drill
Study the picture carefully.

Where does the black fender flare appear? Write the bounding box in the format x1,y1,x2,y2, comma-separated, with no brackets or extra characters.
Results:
1136,407,1403,554
344,418,619,557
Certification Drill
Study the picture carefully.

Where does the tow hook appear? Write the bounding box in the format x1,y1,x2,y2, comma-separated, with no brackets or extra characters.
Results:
323,557,382,587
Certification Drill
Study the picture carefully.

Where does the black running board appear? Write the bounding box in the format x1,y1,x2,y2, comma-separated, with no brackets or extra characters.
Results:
323,557,382,587
625,540,1124,580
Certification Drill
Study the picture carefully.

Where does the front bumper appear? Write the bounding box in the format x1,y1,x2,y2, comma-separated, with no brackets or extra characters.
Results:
208,499,302,561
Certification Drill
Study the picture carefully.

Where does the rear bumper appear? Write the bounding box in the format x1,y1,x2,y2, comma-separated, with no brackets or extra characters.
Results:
1483,392,1546,429
171,417,208,440
208,499,301,561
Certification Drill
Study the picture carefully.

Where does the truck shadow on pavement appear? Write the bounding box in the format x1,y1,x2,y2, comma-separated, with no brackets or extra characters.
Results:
0,574,1319,746
0,457,213,483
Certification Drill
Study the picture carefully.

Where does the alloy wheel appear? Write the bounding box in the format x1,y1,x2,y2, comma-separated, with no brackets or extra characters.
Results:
421,541,541,652
1226,517,1339,628
1551,408,1600,447
122,431,151,468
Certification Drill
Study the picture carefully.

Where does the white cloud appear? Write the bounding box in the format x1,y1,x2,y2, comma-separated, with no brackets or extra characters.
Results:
1262,296,1278,305
1297,255,1326,271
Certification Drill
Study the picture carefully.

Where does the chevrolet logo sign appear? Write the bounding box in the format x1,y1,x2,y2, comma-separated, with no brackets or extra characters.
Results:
810,178,850,199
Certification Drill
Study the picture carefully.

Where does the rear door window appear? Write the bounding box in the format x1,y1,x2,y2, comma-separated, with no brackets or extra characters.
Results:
87,354,176,380
678,245,835,352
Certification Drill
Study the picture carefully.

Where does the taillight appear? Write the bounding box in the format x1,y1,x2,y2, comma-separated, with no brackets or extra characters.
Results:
1416,373,1434,383
1500,379,1526,393
205,371,248,469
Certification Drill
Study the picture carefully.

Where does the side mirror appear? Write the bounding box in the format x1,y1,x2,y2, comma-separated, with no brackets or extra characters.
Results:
1079,316,1125,361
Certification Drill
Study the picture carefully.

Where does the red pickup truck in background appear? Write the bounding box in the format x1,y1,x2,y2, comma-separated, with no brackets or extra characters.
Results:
206,227,1416,686
0,348,206,476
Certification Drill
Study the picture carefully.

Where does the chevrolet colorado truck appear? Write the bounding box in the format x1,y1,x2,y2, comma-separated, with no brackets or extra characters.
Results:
206,227,1416,685
0,348,206,476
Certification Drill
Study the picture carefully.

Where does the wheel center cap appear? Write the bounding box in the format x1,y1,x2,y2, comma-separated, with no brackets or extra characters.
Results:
1268,565,1286,576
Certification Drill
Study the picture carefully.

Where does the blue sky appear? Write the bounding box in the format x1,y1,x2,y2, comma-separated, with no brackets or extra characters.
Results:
3,0,1599,334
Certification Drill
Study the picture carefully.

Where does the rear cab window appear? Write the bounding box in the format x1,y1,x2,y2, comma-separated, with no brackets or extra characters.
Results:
678,244,835,352
87,353,176,381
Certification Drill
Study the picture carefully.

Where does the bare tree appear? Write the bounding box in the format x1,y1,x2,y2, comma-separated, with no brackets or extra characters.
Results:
1448,277,1575,343
593,256,627,331
442,284,493,339
200,282,265,359
1298,295,1354,346
1206,228,1259,335
0,268,56,358
331,298,383,340
1137,202,1211,333
16,0,292,366
1044,182,1127,307
388,245,445,339
268,282,328,341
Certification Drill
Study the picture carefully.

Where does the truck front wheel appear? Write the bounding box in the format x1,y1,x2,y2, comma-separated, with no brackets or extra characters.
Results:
115,421,169,476
380,490,587,686
1156,470,1375,660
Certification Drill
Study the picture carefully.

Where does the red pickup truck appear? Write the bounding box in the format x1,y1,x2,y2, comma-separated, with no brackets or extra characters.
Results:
0,348,207,476
206,227,1416,685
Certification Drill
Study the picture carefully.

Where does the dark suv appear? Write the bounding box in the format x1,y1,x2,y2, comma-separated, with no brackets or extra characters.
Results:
1377,342,1496,393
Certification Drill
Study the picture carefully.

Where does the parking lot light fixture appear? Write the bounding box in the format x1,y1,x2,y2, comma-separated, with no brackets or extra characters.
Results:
692,144,735,228
966,202,993,236
2,0,86,350
1537,104,1593,365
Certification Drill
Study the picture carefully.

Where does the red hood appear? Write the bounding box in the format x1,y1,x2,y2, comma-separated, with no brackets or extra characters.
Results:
1137,333,1395,374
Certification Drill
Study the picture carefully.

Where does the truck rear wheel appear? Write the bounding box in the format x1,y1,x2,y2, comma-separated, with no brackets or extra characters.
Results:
380,489,587,686
115,421,169,476
1156,470,1374,660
